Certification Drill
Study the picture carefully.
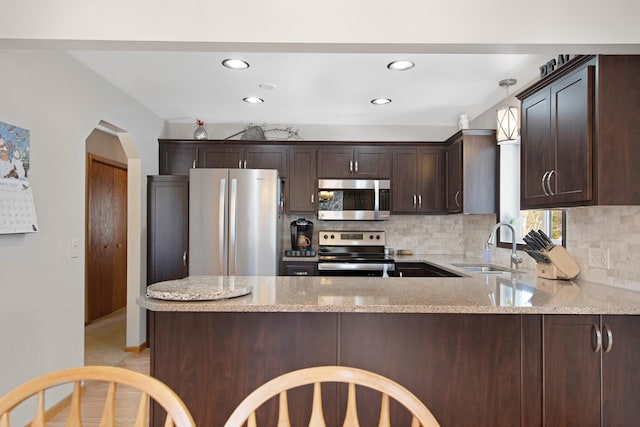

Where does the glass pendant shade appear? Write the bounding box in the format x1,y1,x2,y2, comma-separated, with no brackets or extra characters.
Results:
496,105,519,144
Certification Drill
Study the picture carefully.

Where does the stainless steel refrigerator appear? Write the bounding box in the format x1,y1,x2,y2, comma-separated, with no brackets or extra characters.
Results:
189,168,281,276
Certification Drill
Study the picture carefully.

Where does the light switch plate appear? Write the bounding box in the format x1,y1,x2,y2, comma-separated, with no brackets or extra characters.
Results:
70,238,80,258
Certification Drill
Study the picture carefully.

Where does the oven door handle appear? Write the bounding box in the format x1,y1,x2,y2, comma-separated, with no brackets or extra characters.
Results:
317,262,395,271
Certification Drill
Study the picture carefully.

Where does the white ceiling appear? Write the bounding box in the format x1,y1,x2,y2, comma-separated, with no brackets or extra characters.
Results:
69,50,549,127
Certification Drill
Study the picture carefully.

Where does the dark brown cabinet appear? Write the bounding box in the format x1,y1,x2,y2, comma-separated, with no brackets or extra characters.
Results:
158,140,288,177
146,175,189,285
159,142,198,175
199,143,288,177
392,147,443,213
523,314,640,427
444,129,496,214
517,55,640,208
317,146,390,178
287,147,316,213
520,66,593,208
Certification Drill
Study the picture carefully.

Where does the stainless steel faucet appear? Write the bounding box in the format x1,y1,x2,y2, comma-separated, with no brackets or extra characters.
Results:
487,222,523,269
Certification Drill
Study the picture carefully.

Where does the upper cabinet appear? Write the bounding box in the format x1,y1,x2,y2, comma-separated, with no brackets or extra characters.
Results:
158,140,288,178
517,55,640,209
287,147,317,213
317,146,391,178
159,141,198,175
444,130,496,214
392,146,444,213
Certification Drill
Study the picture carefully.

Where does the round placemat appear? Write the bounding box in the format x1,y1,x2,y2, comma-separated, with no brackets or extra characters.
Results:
146,278,251,301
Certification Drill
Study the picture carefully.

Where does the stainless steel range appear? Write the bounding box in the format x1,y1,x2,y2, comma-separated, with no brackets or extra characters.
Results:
317,230,395,276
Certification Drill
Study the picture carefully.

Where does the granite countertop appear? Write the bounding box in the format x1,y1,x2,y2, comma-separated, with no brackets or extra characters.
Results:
137,255,640,315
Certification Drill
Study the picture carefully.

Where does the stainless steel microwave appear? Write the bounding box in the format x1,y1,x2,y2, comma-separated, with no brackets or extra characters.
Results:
317,179,390,220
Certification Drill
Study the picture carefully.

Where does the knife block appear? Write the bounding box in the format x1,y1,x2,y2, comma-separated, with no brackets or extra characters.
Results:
536,246,580,280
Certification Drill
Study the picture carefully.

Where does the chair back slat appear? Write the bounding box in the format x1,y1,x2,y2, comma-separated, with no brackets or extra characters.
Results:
98,382,117,427
378,393,390,427
276,391,290,427
308,383,326,427
133,391,149,427
65,382,83,427
342,383,359,427
0,413,8,427
31,391,45,427
247,412,257,427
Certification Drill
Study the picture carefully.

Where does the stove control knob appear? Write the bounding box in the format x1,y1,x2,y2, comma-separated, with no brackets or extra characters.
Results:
323,234,328,240
330,234,335,239
369,234,374,240
376,235,381,240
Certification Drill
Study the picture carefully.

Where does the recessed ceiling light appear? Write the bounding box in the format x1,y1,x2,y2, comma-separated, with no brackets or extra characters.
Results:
371,98,392,105
387,60,415,71
222,58,250,70
243,96,264,104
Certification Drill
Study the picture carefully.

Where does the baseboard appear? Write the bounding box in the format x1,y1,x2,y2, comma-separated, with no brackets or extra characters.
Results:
125,341,148,353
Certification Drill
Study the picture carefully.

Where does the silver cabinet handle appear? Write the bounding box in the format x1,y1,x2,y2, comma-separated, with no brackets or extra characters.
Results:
542,171,550,196
243,160,247,169
239,160,243,169
311,194,314,205
413,194,417,208
349,160,353,173
593,324,603,352
546,169,555,195
455,191,461,207
418,195,422,209
182,251,187,267
293,271,309,276
192,160,197,168
603,324,613,353
355,160,359,173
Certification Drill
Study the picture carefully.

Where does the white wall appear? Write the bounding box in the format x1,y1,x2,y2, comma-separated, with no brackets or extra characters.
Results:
0,50,163,422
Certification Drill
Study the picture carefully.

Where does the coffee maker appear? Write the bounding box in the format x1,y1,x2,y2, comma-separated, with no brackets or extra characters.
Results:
289,218,314,255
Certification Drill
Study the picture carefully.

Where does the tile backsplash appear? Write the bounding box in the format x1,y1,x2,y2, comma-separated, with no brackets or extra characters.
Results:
283,206,640,292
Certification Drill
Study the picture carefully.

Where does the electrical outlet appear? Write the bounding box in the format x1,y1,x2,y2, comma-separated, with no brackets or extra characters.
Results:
588,248,610,269
70,238,80,258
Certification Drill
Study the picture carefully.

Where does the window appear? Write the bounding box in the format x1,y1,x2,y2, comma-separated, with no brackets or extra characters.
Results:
498,141,564,247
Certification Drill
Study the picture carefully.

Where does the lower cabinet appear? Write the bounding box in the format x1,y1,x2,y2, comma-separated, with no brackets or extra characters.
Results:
523,314,640,427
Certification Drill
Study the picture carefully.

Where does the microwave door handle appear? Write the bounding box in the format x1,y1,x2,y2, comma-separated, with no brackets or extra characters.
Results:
374,180,380,219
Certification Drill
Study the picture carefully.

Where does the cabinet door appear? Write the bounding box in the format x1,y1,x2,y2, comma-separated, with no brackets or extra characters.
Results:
601,315,640,426
198,146,243,168
549,66,593,204
287,147,316,213
159,143,198,175
340,314,522,426
521,89,554,208
147,176,189,284
353,147,391,178
445,140,462,213
542,315,601,427
317,147,354,178
243,145,288,177
417,148,443,213
391,148,418,212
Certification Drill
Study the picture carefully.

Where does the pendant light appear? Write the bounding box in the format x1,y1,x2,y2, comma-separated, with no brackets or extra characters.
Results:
496,78,519,145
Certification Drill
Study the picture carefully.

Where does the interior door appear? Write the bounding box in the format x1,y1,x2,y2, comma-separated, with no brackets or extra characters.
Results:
87,155,127,323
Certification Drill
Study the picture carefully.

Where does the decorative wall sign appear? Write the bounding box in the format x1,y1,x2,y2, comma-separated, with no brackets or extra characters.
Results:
0,121,38,234
539,54,576,78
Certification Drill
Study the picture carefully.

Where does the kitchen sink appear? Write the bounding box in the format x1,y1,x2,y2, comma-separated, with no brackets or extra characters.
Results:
452,263,516,274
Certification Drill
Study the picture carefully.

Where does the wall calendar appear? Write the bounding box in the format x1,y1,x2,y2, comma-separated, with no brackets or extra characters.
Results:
0,121,38,234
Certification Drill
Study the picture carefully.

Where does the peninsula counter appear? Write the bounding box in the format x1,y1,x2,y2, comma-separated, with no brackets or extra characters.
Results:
139,257,640,426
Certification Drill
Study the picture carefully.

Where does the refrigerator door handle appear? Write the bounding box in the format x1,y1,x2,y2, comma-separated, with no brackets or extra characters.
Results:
219,178,226,272
228,178,238,275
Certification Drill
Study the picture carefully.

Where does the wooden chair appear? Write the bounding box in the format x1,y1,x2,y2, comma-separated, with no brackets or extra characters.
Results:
0,365,195,427
224,365,440,427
